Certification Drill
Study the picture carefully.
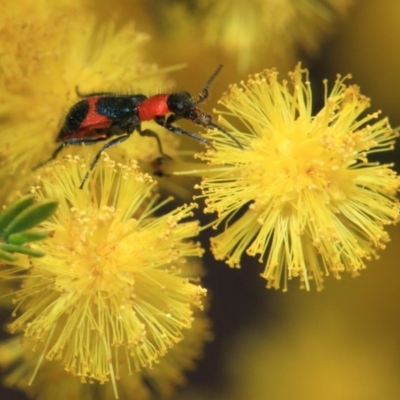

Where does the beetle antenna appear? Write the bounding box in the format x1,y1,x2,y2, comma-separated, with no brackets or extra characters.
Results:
197,65,223,105
209,121,243,150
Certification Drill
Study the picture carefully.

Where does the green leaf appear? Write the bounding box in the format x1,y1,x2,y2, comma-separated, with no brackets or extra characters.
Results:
3,200,58,238
0,249,18,262
0,243,45,258
0,195,36,234
8,229,50,245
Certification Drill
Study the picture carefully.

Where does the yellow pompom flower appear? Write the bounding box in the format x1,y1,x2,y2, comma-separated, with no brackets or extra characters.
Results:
0,154,206,388
196,64,400,291
0,2,176,201
0,311,211,400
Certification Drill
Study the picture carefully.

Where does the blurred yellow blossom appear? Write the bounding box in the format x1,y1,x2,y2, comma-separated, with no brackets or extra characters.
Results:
0,154,206,389
0,2,176,202
195,64,400,291
200,0,354,71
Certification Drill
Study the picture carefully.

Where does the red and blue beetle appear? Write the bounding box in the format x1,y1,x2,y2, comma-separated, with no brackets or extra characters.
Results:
36,65,242,188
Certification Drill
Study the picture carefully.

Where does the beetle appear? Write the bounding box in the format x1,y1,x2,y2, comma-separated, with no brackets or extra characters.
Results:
35,65,242,188
135,65,242,150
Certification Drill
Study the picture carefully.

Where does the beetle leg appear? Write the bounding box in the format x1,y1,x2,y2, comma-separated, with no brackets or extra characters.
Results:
136,124,172,160
33,143,67,170
79,134,131,189
33,136,109,170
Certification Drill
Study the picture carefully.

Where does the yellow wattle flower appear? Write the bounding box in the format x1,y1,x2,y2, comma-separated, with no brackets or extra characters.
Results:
1,154,206,387
0,310,211,400
196,64,400,291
